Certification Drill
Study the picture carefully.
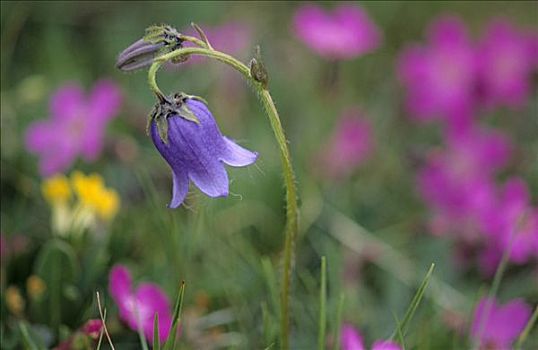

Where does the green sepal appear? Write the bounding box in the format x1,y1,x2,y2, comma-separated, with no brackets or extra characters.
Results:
177,103,200,124
155,115,169,144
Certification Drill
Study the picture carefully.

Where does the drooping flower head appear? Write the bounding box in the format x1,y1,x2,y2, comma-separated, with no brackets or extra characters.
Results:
109,265,173,344
149,93,257,208
117,25,184,72
397,16,476,127
293,4,381,60
341,323,402,350
471,297,532,349
25,80,122,176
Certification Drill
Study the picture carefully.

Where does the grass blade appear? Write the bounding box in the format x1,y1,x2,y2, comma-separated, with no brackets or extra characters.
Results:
333,292,345,350
391,312,406,350
18,321,44,350
153,313,161,350
163,280,186,350
391,263,435,340
515,306,538,350
318,256,327,350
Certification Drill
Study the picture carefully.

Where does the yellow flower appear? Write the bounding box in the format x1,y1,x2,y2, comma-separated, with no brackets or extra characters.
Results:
5,286,25,316
41,175,71,205
26,275,46,300
71,171,120,221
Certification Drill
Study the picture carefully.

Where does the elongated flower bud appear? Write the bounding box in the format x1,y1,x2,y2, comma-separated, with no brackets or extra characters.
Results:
116,25,184,72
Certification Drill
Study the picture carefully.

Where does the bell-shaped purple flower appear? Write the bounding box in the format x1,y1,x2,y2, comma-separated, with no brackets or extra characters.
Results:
150,94,257,208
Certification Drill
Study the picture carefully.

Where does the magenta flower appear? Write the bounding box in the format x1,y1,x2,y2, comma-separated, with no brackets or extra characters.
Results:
418,126,512,239
293,4,381,60
109,265,173,344
486,178,538,265
150,94,257,208
25,80,122,176
341,324,402,350
397,16,476,127
318,109,374,179
477,20,537,109
471,297,532,349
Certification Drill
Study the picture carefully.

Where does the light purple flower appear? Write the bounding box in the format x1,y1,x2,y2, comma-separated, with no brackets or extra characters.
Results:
293,4,381,60
25,80,122,176
341,324,402,350
471,297,532,349
397,16,476,127
477,20,537,109
109,265,172,344
319,109,374,179
150,95,257,208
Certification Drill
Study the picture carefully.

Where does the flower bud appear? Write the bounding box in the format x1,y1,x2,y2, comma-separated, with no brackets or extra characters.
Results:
116,25,184,72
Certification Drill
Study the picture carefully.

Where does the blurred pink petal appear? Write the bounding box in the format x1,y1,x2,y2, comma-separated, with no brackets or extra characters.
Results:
320,109,374,179
371,340,402,350
109,265,172,344
397,16,476,126
293,4,381,60
477,20,536,109
471,297,531,349
341,324,365,350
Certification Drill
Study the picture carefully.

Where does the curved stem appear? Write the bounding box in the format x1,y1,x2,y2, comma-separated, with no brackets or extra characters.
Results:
148,46,298,349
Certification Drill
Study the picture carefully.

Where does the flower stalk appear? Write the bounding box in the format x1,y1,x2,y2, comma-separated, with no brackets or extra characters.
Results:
146,34,298,349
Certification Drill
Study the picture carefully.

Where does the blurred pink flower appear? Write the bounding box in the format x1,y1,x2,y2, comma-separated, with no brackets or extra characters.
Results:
25,80,122,176
82,319,103,339
181,22,252,64
341,324,402,350
418,126,512,239
319,109,374,179
477,20,537,109
471,297,532,349
293,4,381,60
485,178,538,265
109,265,172,344
397,16,476,127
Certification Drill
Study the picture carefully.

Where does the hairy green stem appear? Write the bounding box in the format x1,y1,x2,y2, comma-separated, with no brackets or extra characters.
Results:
148,46,299,349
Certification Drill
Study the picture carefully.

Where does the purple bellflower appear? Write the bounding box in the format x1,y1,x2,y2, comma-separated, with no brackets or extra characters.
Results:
149,93,258,208
471,297,532,349
109,265,173,344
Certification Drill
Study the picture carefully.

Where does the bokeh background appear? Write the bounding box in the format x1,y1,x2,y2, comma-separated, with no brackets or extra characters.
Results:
1,1,537,349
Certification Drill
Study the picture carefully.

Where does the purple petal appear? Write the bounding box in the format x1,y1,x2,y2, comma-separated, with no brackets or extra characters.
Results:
50,84,85,122
372,340,402,350
88,80,122,122
169,169,189,209
189,159,229,197
135,283,172,344
109,265,133,302
472,297,532,347
340,324,365,350
220,136,258,167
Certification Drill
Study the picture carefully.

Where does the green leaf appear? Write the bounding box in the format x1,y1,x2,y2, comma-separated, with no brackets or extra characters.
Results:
18,321,46,350
391,263,435,340
34,239,79,332
318,256,327,350
163,281,186,350
153,313,161,350
333,293,345,350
